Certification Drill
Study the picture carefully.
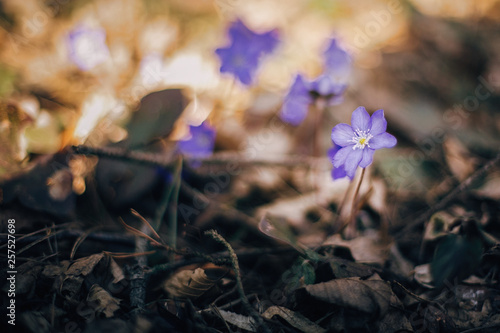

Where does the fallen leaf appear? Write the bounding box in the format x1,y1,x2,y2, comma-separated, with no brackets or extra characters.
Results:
424,211,456,242
217,309,257,332
262,306,326,333
162,267,227,299
61,253,106,299
323,231,390,266
303,274,397,316
414,264,434,289
443,136,476,181
86,284,121,318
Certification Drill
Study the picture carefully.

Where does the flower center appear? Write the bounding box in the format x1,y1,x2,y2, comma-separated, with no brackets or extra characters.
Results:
351,129,373,150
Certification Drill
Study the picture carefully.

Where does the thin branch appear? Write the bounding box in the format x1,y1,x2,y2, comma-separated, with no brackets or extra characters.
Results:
17,229,66,255
70,226,104,260
180,181,259,227
72,145,176,169
72,144,327,168
0,222,78,250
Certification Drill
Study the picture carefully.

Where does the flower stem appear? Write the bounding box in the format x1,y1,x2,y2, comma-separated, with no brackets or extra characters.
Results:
312,101,327,195
313,103,324,158
346,167,366,238
336,167,366,237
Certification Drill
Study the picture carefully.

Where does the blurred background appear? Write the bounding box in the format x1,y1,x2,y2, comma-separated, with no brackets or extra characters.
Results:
1,0,500,233
1,0,499,175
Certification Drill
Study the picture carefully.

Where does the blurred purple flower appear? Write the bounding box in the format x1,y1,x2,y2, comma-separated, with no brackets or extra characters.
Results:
279,74,311,126
330,106,397,180
67,26,110,71
177,122,216,158
280,74,347,125
279,38,350,126
215,19,279,85
323,38,351,81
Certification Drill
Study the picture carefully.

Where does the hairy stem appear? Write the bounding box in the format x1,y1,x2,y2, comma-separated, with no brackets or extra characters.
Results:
204,229,271,333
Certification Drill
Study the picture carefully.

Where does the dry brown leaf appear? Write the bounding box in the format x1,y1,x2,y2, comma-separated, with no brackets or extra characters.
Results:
413,264,434,289
61,253,107,299
162,267,226,299
262,306,326,333
323,231,391,265
217,309,257,332
424,211,456,242
473,171,500,200
86,284,121,318
326,257,378,279
303,274,397,316
109,258,125,284
443,137,476,181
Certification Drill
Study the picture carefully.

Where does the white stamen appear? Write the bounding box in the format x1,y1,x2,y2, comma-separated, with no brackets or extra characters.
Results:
351,128,373,150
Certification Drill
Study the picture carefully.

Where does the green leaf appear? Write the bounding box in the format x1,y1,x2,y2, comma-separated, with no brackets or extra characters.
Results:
125,89,186,148
430,232,483,287
278,257,316,297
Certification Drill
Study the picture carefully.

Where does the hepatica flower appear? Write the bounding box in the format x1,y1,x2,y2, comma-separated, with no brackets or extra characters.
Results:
215,19,279,85
67,26,110,71
330,107,397,180
280,38,351,126
280,73,347,126
323,38,351,81
328,144,347,180
177,122,216,159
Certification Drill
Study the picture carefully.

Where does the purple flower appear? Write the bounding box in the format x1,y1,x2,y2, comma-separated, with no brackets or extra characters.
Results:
279,74,311,126
328,144,347,180
215,19,279,85
177,122,216,158
279,73,347,126
67,26,110,71
323,38,351,81
330,107,397,180
279,38,350,126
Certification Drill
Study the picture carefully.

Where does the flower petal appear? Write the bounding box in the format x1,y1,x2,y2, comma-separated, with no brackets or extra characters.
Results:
279,97,310,126
288,74,310,95
216,20,279,86
331,123,354,147
370,109,387,136
332,146,352,168
327,145,341,162
344,148,363,179
370,132,397,149
178,122,216,158
279,75,311,126
332,165,348,180
351,106,371,132
359,148,375,168
323,38,351,81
